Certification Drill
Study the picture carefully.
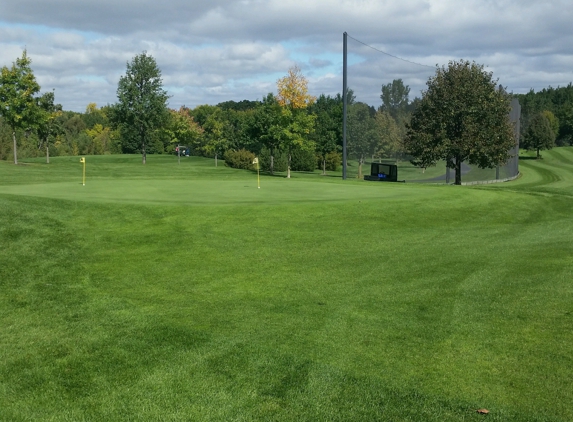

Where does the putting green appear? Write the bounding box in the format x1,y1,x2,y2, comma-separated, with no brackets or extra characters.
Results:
0,178,442,205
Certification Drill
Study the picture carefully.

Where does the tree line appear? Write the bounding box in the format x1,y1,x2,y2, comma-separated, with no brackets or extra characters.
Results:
1,50,570,182
0,50,418,176
513,85,573,158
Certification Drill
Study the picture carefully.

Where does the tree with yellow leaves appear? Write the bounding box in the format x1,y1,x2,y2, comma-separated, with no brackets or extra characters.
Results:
277,66,316,109
276,66,316,178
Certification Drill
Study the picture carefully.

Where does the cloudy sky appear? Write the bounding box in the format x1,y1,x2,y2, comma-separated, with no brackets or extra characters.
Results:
1,0,572,112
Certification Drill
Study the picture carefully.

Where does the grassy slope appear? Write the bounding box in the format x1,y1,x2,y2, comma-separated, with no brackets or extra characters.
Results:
1,150,572,421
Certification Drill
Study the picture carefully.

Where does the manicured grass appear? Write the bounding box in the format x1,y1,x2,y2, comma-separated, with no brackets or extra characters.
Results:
1,150,573,421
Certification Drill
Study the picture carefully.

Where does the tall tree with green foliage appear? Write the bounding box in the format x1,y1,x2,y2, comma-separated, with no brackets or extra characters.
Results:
202,107,229,167
0,50,41,164
112,52,169,164
83,102,108,130
380,79,410,118
374,110,401,161
188,105,230,164
166,107,203,157
310,94,342,175
189,104,219,128
541,110,559,139
348,102,378,178
276,66,316,178
404,60,515,185
37,91,63,163
221,108,258,153
380,79,413,159
253,93,284,175
522,113,555,159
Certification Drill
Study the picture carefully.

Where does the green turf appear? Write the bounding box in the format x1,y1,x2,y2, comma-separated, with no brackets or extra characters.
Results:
1,150,573,421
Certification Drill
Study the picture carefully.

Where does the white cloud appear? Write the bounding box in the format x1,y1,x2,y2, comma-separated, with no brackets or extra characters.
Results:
1,0,572,111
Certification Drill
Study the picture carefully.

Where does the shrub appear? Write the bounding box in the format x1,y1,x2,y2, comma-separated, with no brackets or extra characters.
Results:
259,147,288,173
325,151,341,171
151,139,164,154
555,136,572,147
290,147,316,172
224,149,256,170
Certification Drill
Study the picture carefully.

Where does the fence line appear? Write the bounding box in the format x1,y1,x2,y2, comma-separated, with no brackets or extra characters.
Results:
460,172,521,186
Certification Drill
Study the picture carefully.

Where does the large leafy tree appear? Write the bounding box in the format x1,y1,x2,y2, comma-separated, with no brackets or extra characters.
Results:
202,107,229,167
347,102,378,178
310,94,343,175
276,65,316,178
189,104,218,127
540,110,559,139
404,60,515,185
0,50,41,164
85,124,118,155
380,79,413,159
380,79,410,118
253,93,284,175
188,105,230,165
166,107,203,158
112,52,169,164
221,107,259,153
83,102,108,130
374,110,401,160
522,113,555,159
37,91,63,163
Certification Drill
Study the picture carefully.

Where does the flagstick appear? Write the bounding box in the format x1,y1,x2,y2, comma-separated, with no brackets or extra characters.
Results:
253,157,260,189
80,157,86,186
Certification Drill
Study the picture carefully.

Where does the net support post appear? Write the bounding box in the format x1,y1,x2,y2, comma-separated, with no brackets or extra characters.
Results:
342,31,348,180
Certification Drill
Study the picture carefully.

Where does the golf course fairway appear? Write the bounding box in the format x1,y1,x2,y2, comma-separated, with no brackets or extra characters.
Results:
1,150,572,421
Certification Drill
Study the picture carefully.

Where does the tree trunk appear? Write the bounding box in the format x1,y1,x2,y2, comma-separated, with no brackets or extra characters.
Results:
46,143,50,164
537,148,540,159
287,153,291,178
446,164,450,184
215,153,218,167
270,152,274,175
141,127,146,164
322,159,326,175
455,157,462,185
12,131,17,165
358,156,363,179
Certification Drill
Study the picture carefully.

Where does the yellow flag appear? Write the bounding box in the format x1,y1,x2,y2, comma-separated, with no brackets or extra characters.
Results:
252,157,258,164
80,157,85,163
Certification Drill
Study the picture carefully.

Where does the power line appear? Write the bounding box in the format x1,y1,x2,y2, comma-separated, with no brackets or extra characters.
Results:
346,34,437,69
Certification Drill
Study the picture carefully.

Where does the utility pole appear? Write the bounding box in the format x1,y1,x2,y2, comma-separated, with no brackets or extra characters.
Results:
342,32,348,180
